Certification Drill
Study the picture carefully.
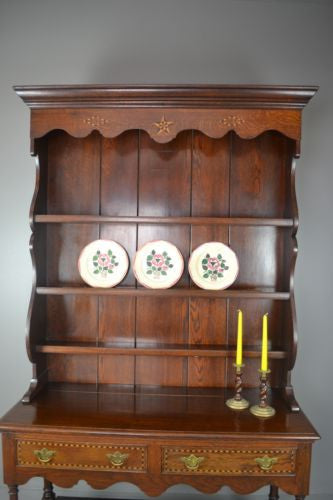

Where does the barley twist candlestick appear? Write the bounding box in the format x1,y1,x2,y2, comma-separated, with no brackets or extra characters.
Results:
226,363,249,410
250,369,276,418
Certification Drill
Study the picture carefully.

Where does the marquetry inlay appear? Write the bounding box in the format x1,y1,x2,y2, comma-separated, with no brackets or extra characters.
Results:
219,115,245,127
162,447,296,475
153,116,174,135
17,441,147,472
83,115,110,127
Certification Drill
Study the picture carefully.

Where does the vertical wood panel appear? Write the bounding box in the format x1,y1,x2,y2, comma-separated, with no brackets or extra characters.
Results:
188,298,227,387
99,296,136,346
47,131,100,214
46,224,99,285
46,296,98,342
135,356,185,386
47,355,97,384
101,132,139,216
230,226,283,290
98,355,135,385
139,131,192,216
188,357,226,387
192,133,230,216
136,297,188,346
230,132,291,218
136,297,188,387
189,298,227,345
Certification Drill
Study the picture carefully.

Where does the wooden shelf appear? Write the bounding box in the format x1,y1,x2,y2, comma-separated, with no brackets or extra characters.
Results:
36,286,290,299
36,341,288,359
34,214,294,226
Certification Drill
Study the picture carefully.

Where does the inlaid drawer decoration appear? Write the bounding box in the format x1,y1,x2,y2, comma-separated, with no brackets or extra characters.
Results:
17,440,147,472
162,447,296,475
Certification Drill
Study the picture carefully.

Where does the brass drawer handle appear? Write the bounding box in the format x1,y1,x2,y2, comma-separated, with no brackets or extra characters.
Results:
181,454,205,471
34,448,56,464
106,451,129,467
255,455,278,471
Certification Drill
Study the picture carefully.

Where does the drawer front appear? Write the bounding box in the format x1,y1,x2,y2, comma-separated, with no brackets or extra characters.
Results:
17,440,147,472
162,447,296,476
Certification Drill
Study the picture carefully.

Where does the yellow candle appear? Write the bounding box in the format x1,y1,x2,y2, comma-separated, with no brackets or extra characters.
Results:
236,309,243,366
261,313,268,372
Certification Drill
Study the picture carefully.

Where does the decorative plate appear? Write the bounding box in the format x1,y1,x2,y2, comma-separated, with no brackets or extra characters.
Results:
188,242,239,290
133,240,184,289
78,239,129,288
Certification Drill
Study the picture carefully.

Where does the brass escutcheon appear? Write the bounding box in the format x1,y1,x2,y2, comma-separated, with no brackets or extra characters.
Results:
181,454,205,471
106,451,129,467
255,455,278,471
34,448,56,464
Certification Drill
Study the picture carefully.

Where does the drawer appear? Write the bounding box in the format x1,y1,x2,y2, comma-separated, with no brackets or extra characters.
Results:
162,446,296,476
17,440,147,472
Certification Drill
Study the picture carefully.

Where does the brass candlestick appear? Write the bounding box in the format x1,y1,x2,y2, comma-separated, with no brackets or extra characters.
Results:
226,363,249,410
250,369,276,418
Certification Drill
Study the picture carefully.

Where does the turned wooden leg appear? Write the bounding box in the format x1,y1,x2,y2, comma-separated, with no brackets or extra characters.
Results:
42,479,56,499
8,485,18,500
269,485,279,500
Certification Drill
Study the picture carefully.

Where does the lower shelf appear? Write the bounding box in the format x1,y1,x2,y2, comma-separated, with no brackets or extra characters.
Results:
36,342,288,359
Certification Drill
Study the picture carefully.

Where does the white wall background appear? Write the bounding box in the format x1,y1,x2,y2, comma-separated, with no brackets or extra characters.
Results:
0,0,332,498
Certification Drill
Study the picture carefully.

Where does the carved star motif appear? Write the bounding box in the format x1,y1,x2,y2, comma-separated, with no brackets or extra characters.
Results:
153,116,173,135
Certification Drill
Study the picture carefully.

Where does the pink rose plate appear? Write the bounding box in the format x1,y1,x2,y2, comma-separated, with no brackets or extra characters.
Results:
133,240,184,289
78,239,129,288
189,242,239,290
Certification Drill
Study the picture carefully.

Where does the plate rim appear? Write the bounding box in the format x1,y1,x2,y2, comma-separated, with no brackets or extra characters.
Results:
188,241,239,290
78,238,129,288
133,239,184,289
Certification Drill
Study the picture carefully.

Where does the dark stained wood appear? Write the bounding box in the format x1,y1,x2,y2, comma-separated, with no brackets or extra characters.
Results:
139,131,192,216
230,132,293,218
35,215,294,226
47,131,100,215
47,354,97,384
0,84,319,500
46,224,99,285
100,132,139,216
230,226,287,290
14,84,318,109
36,287,291,299
35,344,288,359
0,386,320,437
29,108,303,145
46,295,98,343
191,133,230,216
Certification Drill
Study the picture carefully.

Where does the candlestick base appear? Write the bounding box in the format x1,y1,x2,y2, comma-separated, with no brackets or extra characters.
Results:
226,397,249,410
250,404,276,418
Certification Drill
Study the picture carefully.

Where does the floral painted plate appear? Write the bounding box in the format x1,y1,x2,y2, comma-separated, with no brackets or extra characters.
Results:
188,242,239,290
133,240,184,289
78,239,129,288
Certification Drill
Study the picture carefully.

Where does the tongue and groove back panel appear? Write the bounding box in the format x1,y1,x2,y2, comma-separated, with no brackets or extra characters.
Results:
34,129,294,388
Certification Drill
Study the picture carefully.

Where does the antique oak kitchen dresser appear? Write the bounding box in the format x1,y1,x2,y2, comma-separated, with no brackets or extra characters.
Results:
0,85,320,499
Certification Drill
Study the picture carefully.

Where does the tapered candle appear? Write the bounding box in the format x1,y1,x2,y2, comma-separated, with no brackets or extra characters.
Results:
236,309,243,366
261,313,268,372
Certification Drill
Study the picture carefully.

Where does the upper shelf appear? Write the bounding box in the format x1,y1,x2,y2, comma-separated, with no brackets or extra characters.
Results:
34,215,294,227
36,287,290,300
14,84,318,147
